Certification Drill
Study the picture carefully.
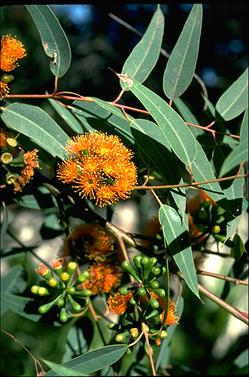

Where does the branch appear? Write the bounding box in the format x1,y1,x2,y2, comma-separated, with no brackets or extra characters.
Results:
197,270,249,286
198,283,249,325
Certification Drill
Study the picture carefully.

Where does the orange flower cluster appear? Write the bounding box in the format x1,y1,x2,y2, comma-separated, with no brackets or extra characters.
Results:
0,35,26,99
0,35,26,72
81,262,121,295
62,223,115,261
107,292,133,315
57,132,137,207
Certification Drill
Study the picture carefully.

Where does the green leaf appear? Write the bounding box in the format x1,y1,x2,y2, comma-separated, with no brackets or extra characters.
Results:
119,77,197,165
43,359,88,376
191,140,224,203
156,297,184,369
163,4,203,100
234,349,249,368
159,205,200,298
121,5,164,88
131,119,186,214
72,99,134,144
45,345,128,376
173,97,203,137
1,103,69,160
216,67,248,121
1,293,41,321
219,139,248,177
240,108,248,141
231,234,246,259
0,202,8,248
26,5,71,78
48,99,84,133
1,265,25,295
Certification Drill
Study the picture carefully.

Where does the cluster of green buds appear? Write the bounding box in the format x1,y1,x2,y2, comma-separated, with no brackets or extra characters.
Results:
193,200,228,243
107,256,169,345
31,259,91,322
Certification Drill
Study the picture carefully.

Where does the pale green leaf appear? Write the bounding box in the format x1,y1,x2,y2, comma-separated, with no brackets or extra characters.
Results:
216,67,248,121
240,108,248,141
119,77,197,165
1,103,69,160
43,359,88,376
45,345,128,376
163,4,203,100
191,140,224,203
26,5,71,78
173,97,203,137
121,5,164,88
219,139,248,177
48,98,84,133
0,202,8,248
159,205,200,298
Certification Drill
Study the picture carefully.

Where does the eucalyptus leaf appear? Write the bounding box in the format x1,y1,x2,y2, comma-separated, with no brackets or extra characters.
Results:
240,108,248,141
48,98,84,133
163,4,203,100
26,5,71,78
45,345,128,376
216,67,248,121
119,77,197,165
1,102,69,160
121,5,164,88
159,205,200,298
43,359,88,376
0,202,8,247
219,139,248,177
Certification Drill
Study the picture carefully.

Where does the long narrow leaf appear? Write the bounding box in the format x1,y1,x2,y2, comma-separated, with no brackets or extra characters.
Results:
48,98,84,133
121,5,164,88
159,205,200,298
216,67,248,121
43,359,88,376
219,139,248,177
1,103,69,160
26,5,71,78
163,4,203,100
119,77,197,165
45,345,128,376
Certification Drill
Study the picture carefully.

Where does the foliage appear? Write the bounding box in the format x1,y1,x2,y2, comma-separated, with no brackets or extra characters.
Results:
0,4,248,376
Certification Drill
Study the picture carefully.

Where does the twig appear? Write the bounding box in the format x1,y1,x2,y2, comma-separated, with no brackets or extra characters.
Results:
142,323,157,376
1,329,45,376
197,270,249,286
135,173,248,190
198,283,249,325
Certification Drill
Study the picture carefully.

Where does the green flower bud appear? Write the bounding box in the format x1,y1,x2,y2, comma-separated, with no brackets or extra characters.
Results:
151,266,161,276
73,288,92,296
67,261,78,276
149,297,159,309
150,288,166,297
37,287,50,296
107,322,116,330
130,297,136,305
137,287,146,296
160,330,168,339
115,331,129,343
67,287,76,294
68,294,82,312
31,285,39,294
77,270,90,283
47,278,58,288
145,309,159,320
149,280,159,289
1,74,14,83
60,272,70,282
38,302,54,314
55,297,64,307
141,256,150,265
212,225,221,234
133,255,142,269
121,260,141,282
59,308,68,323
119,286,131,295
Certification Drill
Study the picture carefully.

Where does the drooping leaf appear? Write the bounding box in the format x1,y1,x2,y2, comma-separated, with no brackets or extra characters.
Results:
216,67,248,121
43,359,88,376
131,118,186,214
48,98,84,133
163,4,203,100
219,139,248,177
72,99,134,144
159,205,200,298
45,345,128,376
1,103,69,160
1,293,41,321
26,5,71,78
191,140,224,203
121,5,164,88
240,108,248,141
173,97,203,137
119,77,197,165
